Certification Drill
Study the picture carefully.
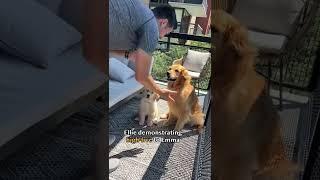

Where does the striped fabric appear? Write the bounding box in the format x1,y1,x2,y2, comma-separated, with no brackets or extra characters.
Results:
109,0,159,54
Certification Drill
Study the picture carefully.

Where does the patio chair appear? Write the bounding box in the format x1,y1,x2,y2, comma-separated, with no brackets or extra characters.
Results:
179,49,211,95
213,0,319,110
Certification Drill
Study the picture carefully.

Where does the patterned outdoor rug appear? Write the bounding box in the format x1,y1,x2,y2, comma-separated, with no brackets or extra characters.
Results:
109,95,206,180
0,102,105,179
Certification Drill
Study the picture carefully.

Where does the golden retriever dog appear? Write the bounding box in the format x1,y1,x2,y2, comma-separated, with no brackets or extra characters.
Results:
158,60,204,132
213,10,299,180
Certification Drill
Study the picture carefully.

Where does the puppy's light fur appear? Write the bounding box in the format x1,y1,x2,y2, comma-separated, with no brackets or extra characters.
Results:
213,10,299,180
137,89,160,126
160,60,204,131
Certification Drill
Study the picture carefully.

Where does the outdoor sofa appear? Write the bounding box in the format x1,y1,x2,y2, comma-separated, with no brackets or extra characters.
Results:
0,0,106,159
109,56,154,111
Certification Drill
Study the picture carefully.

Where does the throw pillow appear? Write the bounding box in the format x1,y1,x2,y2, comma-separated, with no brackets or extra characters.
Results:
109,57,135,83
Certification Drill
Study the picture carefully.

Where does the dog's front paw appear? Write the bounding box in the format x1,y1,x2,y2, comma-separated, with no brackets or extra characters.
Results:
174,122,185,131
174,127,182,131
147,121,153,127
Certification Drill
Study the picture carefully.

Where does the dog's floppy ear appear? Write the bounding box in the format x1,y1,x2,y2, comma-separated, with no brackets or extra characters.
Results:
172,57,183,65
223,24,249,56
181,69,191,80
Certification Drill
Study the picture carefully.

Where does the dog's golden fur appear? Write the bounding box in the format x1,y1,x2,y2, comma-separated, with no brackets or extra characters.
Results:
160,60,204,131
213,10,299,180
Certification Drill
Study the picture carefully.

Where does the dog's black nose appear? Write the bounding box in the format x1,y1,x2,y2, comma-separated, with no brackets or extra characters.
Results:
146,94,150,98
167,72,170,77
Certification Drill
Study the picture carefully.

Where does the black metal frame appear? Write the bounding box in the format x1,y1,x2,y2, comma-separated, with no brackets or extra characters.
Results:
303,108,320,180
160,32,211,52
156,32,212,92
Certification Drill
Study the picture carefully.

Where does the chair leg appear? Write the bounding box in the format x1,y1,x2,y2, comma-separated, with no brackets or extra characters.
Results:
197,79,200,96
268,59,272,95
279,57,283,111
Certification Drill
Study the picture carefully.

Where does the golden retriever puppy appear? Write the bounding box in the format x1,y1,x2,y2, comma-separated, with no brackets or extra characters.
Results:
159,60,204,132
137,89,160,126
212,10,299,180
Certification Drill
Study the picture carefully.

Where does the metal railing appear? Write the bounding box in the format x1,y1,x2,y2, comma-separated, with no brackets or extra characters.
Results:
153,32,211,91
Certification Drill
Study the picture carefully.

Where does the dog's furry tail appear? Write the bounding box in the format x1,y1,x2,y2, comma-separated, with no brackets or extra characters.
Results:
254,160,301,178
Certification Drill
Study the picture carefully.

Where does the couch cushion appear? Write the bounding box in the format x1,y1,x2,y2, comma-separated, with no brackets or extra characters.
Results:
183,49,210,73
109,78,143,108
36,0,63,14
232,0,305,37
0,43,105,147
0,0,82,68
109,57,135,83
59,0,85,33
248,30,287,54
109,54,129,66
188,71,201,79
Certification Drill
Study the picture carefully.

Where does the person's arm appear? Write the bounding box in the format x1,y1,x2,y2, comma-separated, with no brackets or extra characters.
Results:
134,49,160,92
134,18,177,101
135,48,176,102
109,49,160,94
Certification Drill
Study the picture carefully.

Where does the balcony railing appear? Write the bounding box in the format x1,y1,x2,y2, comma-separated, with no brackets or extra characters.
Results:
169,0,203,4
153,32,211,91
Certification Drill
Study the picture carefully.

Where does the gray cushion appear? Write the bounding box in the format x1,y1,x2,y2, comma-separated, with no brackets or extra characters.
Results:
188,71,201,79
248,30,287,54
109,55,129,66
109,78,143,108
0,0,82,68
59,0,85,33
183,49,210,73
232,0,305,36
36,0,63,14
0,43,105,147
109,57,135,83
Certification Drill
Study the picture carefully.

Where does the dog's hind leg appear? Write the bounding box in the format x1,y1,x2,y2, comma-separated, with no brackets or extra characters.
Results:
191,113,205,132
216,157,255,180
158,113,176,127
147,113,155,127
175,115,190,131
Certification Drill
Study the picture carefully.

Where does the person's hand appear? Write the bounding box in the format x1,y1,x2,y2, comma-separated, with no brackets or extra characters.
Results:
160,89,177,103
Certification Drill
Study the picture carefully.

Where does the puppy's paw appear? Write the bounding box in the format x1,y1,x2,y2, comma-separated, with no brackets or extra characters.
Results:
160,113,169,119
139,121,145,126
154,119,167,127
